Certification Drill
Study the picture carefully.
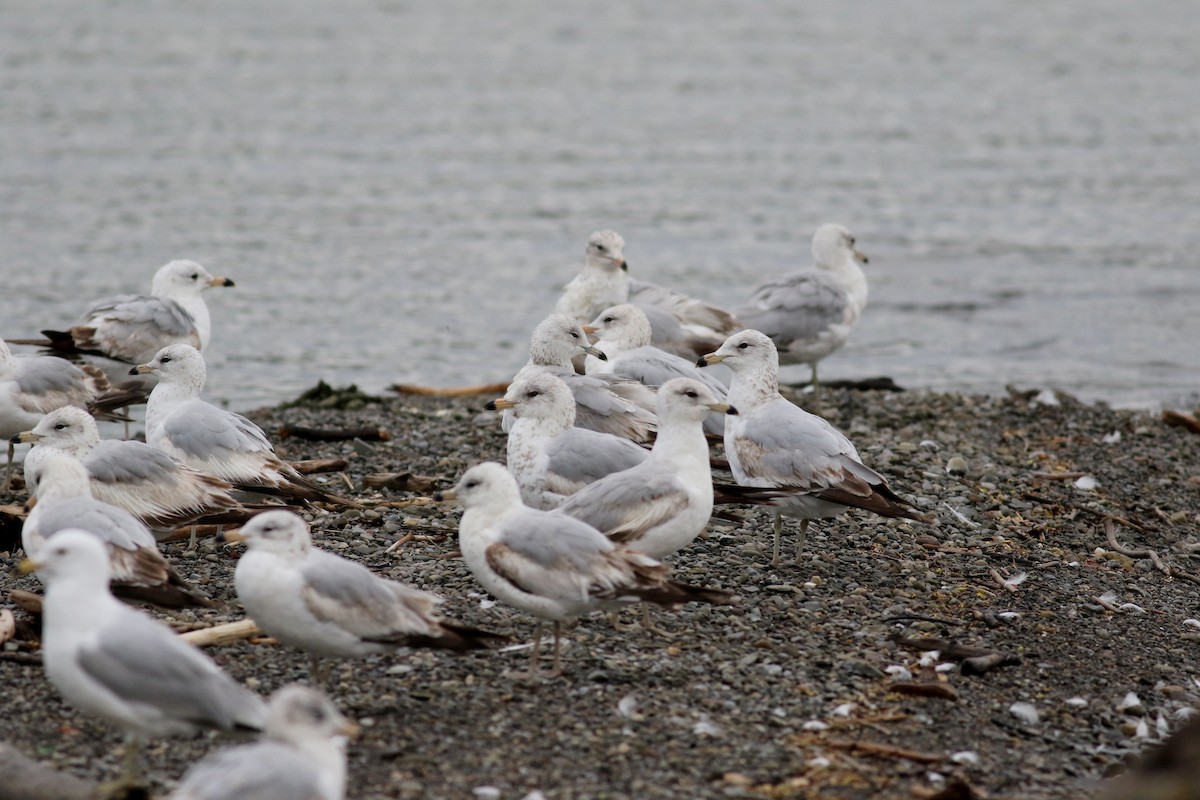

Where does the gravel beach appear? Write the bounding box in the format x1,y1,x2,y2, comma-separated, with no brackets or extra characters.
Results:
2,383,1199,800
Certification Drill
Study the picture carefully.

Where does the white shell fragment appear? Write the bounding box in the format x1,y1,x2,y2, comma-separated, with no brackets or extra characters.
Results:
1074,475,1098,491
802,720,830,731
1065,697,1089,707
1102,430,1122,444
1118,692,1143,712
950,751,980,765
1009,702,1040,724
617,693,639,719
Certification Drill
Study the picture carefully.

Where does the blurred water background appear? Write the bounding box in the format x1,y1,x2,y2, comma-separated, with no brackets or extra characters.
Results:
2,0,1198,410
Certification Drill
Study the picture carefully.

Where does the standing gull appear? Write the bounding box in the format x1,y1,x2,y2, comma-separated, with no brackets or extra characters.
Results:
734,224,869,398
487,372,649,509
438,462,734,678
506,312,657,443
223,510,502,684
585,304,731,436
699,330,926,566
169,685,356,800
23,452,211,608
18,529,266,782
135,344,353,506
554,230,739,358
15,405,244,530
22,260,235,365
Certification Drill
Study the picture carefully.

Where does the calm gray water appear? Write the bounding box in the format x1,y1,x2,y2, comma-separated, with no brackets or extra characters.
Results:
3,1,1198,410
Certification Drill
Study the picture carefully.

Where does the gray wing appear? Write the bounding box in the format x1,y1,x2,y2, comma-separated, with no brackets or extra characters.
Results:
628,278,741,336
554,369,657,441
612,347,729,395
32,496,158,551
734,400,875,492
162,401,275,460
13,357,92,412
171,742,323,800
79,294,201,362
555,469,689,543
84,439,186,485
545,428,648,488
300,550,440,640
735,271,850,345
77,612,266,731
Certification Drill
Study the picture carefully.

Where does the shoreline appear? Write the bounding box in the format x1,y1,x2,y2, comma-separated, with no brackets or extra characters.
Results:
2,383,1199,799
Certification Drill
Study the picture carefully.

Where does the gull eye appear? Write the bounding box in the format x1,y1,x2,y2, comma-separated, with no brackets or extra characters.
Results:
603,316,615,324
568,331,579,339
595,244,606,253
684,389,698,398
190,272,200,280
527,390,540,398
737,342,750,350
465,479,480,489
54,423,68,430
160,356,172,363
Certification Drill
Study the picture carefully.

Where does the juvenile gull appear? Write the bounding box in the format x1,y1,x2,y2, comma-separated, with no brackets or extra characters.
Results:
15,405,244,531
22,451,211,608
438,462,734,678
555,230,739,358
487,372,649,509
169,685,356,800
506,312,657,443
32,260,235,365
135,344,352,506
224,510,502,684
584,304,730,436
19,529,266,781
734,224,869,397
698,330,925,565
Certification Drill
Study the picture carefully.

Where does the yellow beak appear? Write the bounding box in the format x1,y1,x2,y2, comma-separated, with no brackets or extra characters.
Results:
16,559,41,575
12,430,43,444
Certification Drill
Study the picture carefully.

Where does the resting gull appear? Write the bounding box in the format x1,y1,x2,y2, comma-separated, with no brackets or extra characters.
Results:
169,685,356,800
698,330,926,565
223,510,502,684
438,462,734,678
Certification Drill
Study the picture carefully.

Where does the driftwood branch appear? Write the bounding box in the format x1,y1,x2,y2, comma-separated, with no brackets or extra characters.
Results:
389,382,509,397
290,458,351,474
363,472,439,492
280,425,390,442
179,619,262,647
1104,518,1167,573
1163,409,1200,435
825,738,944,764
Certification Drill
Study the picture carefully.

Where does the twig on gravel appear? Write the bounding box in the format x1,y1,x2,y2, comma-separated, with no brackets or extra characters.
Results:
825,739,944,764
1103,518,1167,573
385,531,415,552
1162,409,1200,434
1030,471,1088,480
881,614,961,627
890,682,959,701
289,458,351,474
279,425,391,442
363,472,439,492
179,619,262,647
389,382,509,396
989,569,1019,593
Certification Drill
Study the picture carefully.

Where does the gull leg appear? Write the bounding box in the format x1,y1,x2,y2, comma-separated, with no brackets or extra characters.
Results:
640,605,674,638
310,654,330,689
771,512,784,567
608,609,639,632
550,621,563,678
811,363,822,409
510,623,544,680
4,441,14,492
795,519,810,564
188,523,199,550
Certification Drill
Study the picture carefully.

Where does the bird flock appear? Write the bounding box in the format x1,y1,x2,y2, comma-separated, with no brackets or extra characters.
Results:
1,224,929,798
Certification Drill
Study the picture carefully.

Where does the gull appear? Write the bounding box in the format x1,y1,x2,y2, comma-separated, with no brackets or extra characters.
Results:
0,337,130,441
438,462,734,678
22,451,212,608
698,329,926,566
584,304,730,435
734,224,869,398
15,405,244,531
555,377,732,558
554,230,739,358
19,529,266,783
223,510,503,684
486,372,649,509
505,312,657,443
169,685,357,800
27,260,235,365
134,344,353,506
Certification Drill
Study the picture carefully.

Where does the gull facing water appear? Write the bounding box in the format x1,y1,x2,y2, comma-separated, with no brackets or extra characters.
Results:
734,224,869,396
224,510,502,684
19,529,266,781
488,372,649,510
440,462,734,678
169,685,356,800
699,330,926,565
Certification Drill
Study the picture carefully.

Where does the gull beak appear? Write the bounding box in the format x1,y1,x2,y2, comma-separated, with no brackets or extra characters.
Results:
217,529,246,544
486,398,516,411
696,352,725,368
16,559,42,576
616,259,628,272
580,324,598,335
24,496,37,511
11,431,42,444
582,345,607,360
337,719,362,740
709,402,737,416
130,363,156,376
211,276,236,287
852,247,868,265
432,488,455,502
